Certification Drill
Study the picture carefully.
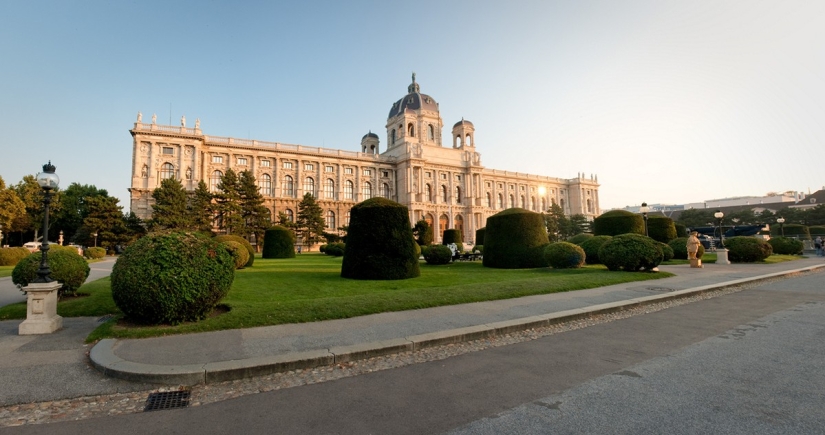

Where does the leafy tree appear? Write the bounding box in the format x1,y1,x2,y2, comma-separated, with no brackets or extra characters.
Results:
149,178,191,230
54,182,108,243
0,176,26,241
412,219,433,245
122,212,147,246
213,169,243,234
189,180,214,233
726,208,757,225
544,203,587,240
568,214,590,236
677,209,715,228
12,175,62,241
296,192,325,249
237,170,270,247
78,196,129,250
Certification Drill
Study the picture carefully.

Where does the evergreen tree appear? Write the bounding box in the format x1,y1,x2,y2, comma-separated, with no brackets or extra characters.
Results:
188,180,214,233
296,192,325,249
543,202,569,241
237,170,270,246
149,178,191,230
79,196,128,250
213,169,243,234
122,212,147,246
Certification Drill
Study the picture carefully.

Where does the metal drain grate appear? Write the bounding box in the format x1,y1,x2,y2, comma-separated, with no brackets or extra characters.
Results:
144,391,191,412
646,286,676,292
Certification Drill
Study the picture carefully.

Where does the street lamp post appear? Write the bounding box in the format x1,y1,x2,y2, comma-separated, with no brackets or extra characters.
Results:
93,232,98,248
34,162,59,283
776,217,785,237
0,224,4,247
639,202,650,237
714,210,725,249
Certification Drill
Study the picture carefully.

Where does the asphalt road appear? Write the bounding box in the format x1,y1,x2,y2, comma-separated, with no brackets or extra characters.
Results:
6,270,823,434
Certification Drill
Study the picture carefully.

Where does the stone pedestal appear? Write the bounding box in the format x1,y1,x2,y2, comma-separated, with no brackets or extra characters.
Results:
690,258,703,268
715,249,731,265
19,281,63,335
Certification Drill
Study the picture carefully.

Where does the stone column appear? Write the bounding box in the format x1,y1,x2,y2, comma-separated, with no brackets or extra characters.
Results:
19,282,63,335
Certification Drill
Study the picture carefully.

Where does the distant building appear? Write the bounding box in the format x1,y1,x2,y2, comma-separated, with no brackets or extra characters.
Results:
129,75,601,243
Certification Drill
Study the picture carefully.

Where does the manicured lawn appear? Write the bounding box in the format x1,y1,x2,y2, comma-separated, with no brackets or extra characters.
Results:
0,266,13,278
4,253,674,341
761,254,806,264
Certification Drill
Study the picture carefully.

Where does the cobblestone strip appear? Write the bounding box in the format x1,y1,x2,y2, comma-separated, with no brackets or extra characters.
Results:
0,271,815,427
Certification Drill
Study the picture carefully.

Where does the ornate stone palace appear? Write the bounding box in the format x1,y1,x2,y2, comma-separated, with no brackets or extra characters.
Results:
129,75,600,243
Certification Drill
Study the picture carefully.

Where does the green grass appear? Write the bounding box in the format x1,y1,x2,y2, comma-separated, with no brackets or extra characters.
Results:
662,253,718,265
759,254,805,264
4,253,674,341
0,266,13,278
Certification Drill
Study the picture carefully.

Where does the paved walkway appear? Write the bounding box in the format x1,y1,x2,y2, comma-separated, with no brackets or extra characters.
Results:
88,257,825,386
2,257,823,406
0,257,117,308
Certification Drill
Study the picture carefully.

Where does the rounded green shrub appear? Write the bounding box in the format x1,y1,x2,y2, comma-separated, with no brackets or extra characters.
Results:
779,224,810,239
647,215,677,243
593,210,644,237
12,248,90,296
475,227,486,245
579,235,612,265
568,233,593,245
544,242,585,269
768,237,803,255
674,223,688,239
222,240,249,269
84,247,106,259
325,242,345,257
442,229,463,253
111,232,235,325
808,226,825,236
319,244,327,253
668,237,705,260
214,235,255,267
598,234,663,272
0,247,31,266
262,226,296,259
658,242,674,261
483,208,550,269
341,198,420,280
423,244,453,265
725,236,772,262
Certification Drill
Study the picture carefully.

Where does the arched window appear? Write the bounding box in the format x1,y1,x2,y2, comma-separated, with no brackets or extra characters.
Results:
260,174,272,196
439,214,448,240
497,193,503,209
466,133,472,146
325,210,335,229
560,198,566,210
541,198,546,212
454,215,464,238
521,196,526,208
408,123,415,137
283,175,294,197
440,185,448,203
455,186,461,204
210,170,223,192
587,199,593,213
362,181,372,200
425,184,432,202
486,192,492,208
381,183,390,198
344,180,354,200
160,163,174,180
509,194,515,208
345,210,351,225
284,209,294,222
428,125,435,141
324,178,335,199
391,129,396,144
531,197,536,211
304,177,315,197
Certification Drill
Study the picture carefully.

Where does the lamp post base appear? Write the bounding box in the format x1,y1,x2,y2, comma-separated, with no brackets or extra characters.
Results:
19,281,63,335
716,249,731,265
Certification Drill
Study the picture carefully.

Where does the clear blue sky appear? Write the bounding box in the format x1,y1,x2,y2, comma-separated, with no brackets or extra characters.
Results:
1,0,823,211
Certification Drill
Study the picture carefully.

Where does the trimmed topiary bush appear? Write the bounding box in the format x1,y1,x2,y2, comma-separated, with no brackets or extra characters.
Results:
568,233,593,245
214,235,255,267
779,224,810,239
0,247,31,266
598,233,663,271
222,240,249,269
658,242,674,261
579,235,612,265
809,226,825,237
325,242,345,257
442,229,463,253
12,248,90,296
674,223,688,239
423,244,453,265
647,215,677,243
593,210,644,237
725,236,773,262
111,232,235,325
768,237,803,255
262,226,296,259
544,242,585,269
669,237,705,260
475,227,486,245
483,208,550,269
84,247,106,259
341,198,420,280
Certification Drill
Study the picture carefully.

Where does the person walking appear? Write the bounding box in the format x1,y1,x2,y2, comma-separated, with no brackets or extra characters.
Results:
816,236,823,256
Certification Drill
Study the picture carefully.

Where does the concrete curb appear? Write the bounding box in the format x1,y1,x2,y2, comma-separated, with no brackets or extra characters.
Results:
89,263,825,386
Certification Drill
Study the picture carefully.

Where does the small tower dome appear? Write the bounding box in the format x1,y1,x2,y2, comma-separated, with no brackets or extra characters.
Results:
452,118,475,149
361,131,380,154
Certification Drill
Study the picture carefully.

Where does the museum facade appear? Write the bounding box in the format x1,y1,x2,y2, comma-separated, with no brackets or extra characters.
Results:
129,75,600,244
